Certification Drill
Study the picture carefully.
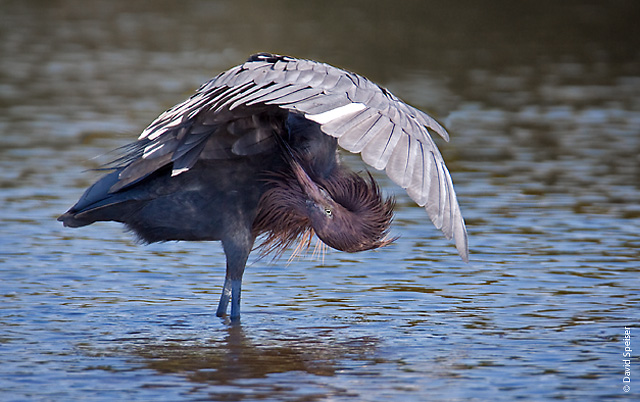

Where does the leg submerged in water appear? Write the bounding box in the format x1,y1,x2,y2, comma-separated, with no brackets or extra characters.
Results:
216,231,253,321
216,277,242,320
216,277,232,317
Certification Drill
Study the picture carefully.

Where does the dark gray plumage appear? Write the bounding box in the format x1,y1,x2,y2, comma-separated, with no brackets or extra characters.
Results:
59,53,468,321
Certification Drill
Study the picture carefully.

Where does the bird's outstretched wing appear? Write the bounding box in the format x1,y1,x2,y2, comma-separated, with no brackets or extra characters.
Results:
115,53,468,261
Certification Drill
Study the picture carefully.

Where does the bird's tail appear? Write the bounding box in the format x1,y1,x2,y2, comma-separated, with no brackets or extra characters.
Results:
57,168,139,228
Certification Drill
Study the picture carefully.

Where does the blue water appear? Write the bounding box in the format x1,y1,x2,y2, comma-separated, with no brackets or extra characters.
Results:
1,1,639,401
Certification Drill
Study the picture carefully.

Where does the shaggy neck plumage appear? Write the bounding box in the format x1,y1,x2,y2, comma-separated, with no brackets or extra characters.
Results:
252,169,313,258
252,162,396,258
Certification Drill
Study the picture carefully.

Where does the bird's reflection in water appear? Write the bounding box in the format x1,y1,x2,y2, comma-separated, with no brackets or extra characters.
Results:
132,323,381,391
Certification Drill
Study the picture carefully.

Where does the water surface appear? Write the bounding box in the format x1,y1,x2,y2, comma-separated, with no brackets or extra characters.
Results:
1,1,639,401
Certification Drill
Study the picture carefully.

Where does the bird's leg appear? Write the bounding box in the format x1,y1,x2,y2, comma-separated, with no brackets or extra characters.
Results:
215,276,243,319
229,278,242,320
216,277,233,317
217,230,254,321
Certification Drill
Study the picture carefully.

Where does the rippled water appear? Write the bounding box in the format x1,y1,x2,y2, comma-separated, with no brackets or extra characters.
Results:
1,1,639,401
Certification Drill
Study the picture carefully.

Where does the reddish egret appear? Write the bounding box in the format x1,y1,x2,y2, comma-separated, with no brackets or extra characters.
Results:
59,53,468,321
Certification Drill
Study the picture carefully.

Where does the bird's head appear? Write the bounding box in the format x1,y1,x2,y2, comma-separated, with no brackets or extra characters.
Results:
253,159,396,257
293,162,396,253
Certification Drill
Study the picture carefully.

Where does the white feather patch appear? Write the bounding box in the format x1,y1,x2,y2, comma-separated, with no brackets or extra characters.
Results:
305,102,366,125
171,167,190,177
142,142,165,159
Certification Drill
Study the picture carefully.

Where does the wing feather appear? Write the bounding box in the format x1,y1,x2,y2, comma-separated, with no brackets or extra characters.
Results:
335,114,391,153
265,86,323,105
240,83,292,106
360,122,403,170
291,93,352,115
322,108,378,137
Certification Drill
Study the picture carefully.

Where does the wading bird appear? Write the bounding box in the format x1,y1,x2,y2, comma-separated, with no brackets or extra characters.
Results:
59,53,468,321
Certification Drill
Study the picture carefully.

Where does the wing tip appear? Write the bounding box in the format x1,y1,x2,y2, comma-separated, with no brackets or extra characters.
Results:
456,232,469,263
433,120,450,142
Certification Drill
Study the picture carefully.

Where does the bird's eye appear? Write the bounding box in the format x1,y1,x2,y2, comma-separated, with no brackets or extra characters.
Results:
324,208,333,217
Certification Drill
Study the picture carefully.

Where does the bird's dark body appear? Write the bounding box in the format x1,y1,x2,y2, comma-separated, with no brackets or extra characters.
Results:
63,113,338,244
59,53,468,321
95,158,268,243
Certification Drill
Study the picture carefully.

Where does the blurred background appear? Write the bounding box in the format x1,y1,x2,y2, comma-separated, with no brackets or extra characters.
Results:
1,1,639,401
